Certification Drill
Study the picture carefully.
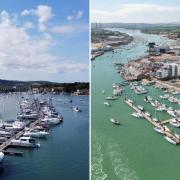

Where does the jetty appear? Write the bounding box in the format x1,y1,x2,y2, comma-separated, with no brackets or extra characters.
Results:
124,99,180,144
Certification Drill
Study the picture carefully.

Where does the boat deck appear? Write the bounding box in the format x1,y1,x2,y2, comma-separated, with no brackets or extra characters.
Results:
124,99,180,144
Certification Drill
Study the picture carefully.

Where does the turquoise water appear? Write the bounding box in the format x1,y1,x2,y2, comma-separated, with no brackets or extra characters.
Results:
0,94,89,180
91,29,180,180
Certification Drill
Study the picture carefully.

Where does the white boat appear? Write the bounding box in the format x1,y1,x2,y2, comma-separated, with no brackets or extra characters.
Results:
73,107,82,112
175,133,180,140
41,117,61,125
137,105,144,111
145,112,151,117
110,118,120,125
18,113,38,119
5,121,26,131
24,129,49,138
0,152,4,164
154,127,164,134
169,119,180,127
131,112,143,118
106,96,118,100
11,136,40,148
152,118,158,122
164,136,177,145
104,102,111,106
167,110,176,117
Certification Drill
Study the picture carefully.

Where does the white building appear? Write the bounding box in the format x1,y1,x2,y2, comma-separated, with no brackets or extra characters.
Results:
156,62,180,79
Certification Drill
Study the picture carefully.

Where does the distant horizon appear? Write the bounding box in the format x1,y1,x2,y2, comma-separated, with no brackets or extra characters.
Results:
92,1,180,23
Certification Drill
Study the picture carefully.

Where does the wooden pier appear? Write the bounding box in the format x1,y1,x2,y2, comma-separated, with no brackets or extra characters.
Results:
124,99,180,144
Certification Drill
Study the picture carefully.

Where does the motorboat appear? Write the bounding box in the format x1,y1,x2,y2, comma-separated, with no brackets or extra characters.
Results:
131,112,143,118
145,112,151,117
5,121,26,131
0,152,4,164
11,136,40,148
154,127,164,134
73,107,82,112
167,110,176,117
137,105,144,111
175,133,180,140
169,119,180,127
105,96,118,100
41,116,61,125
152,118,158,122
104,102,111,107
18,112,38,120
164,136,177,145
24,129,49,138
110,118,120,125
127,99,133,104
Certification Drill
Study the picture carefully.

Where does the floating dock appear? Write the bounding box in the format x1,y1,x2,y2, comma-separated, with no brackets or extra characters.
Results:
124,99,180,144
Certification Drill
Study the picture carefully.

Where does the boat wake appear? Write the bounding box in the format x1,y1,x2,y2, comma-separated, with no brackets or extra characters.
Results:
92,133,139,180
91,134,108,180
108,144,139,180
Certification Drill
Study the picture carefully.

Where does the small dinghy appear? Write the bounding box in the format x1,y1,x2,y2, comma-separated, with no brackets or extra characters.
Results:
110,118,120,125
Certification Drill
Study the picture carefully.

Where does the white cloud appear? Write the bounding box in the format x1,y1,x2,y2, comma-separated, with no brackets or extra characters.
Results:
0,11,87,75
51,23,88,35
23,21,33,29
92,4,180,23
21,5,53,31
67,10,83,20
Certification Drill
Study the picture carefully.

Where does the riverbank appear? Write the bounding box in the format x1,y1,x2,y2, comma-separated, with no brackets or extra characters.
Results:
91,28,133,60
91,28,180,180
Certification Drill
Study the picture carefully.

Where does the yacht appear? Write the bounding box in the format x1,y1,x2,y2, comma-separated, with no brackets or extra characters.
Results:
164,136,177,145
145,112,151,117
24,129,49,138
154,127,164,134
110,118,120,125
41,116,61,125
73,107,82,112
11,136,40,148
167,110,176,117
5,121,26,131
104,102,111,107
175,133,180,140
105,96,118,100
169,119,180,127
152,118,158,122
131,112,143,118
137,105,144,111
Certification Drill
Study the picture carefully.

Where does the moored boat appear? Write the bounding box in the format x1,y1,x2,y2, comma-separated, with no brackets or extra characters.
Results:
154,127,164,134
164,136,177,145
11,136,40,148
110,118,120,125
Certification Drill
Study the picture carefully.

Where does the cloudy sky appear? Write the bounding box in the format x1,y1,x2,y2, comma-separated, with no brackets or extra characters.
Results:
92,0,180,23
0,0,89,82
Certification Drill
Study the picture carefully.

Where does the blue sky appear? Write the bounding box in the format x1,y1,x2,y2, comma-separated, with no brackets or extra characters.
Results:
92,0,180,23
0,0,89,82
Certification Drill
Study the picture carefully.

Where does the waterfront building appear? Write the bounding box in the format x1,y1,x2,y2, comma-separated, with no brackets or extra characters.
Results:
156,62,180,79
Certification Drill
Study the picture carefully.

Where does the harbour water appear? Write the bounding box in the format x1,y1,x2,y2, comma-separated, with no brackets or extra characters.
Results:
91,29,180,180
0,94,89,180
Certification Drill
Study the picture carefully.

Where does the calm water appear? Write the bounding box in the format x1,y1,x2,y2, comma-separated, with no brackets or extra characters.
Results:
91,29,180,180
0,94,89,180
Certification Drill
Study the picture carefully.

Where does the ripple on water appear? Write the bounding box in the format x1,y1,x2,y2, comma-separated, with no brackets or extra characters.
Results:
91,135,108,180
108,144,139,180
